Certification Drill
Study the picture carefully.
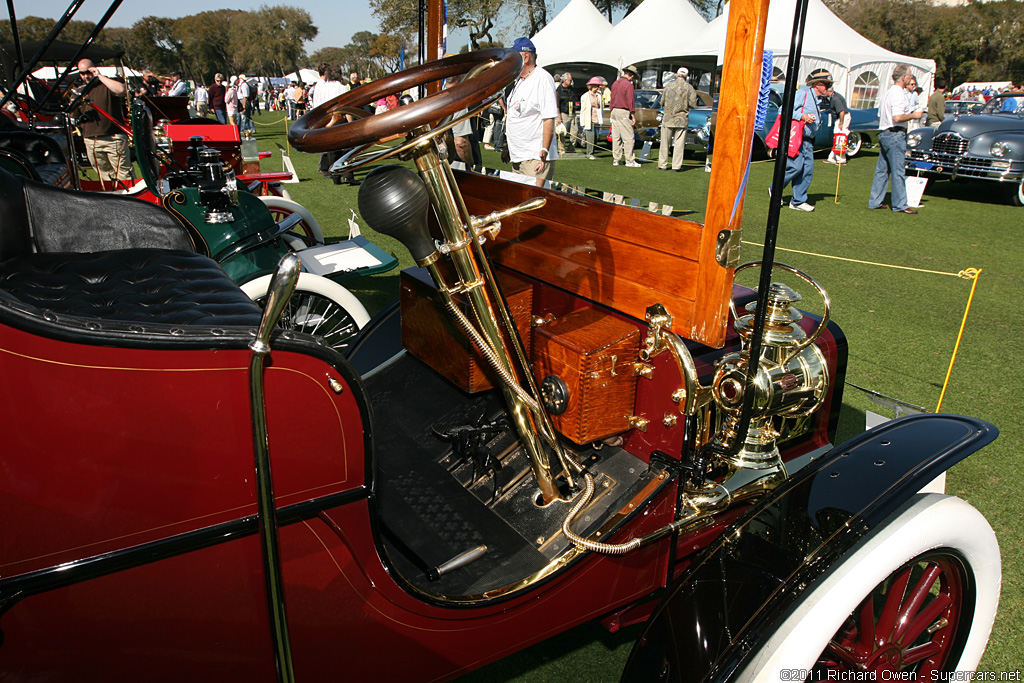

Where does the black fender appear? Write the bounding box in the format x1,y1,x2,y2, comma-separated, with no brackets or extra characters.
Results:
621,413,997,682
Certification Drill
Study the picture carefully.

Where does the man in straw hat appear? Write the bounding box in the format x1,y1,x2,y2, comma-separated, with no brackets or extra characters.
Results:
609,64,641,167
772,68,832,212
658,66,698,172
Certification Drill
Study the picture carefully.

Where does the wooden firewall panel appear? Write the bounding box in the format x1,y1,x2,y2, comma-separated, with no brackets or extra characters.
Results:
455,170,731,348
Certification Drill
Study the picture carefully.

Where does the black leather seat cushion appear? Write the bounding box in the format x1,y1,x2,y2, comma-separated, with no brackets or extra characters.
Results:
0,248,262,327
0,167,197,259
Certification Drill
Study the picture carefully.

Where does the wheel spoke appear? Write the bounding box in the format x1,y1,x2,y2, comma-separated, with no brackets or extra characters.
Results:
893,563,941,642
857,595,876,652
267,290,360,351
824,640,864,667
876,566,912,645
902,641,943,665
900,593,952,646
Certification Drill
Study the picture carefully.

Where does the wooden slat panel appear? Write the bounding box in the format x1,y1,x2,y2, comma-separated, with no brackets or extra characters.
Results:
491,217,699,301
458,172,703,258
456,171,703,340
494,239,695,332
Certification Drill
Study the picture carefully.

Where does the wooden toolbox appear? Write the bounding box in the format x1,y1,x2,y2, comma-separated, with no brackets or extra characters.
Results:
531,307,641,444
400,267,533,393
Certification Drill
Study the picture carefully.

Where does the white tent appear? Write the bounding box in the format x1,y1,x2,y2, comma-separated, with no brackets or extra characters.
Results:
546,0,709,71
681,0,934,106
576,0,708,70
284,68,319,85
534,0,614,68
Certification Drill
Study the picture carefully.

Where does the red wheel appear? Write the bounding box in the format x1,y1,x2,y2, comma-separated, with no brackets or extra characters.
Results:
815,551,969,675
257,196,324,247
738,494,1000,681
287,49,521,153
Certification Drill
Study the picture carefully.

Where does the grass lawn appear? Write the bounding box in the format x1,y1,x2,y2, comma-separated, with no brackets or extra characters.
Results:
252,110,1023,677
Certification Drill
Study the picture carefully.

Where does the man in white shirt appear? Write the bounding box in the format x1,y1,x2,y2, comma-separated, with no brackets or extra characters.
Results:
193,83,209,117
284,83,296,120
167,72,188,97
504,37,559,184
312,63,352,184
868,64,924,214
236,75,255,134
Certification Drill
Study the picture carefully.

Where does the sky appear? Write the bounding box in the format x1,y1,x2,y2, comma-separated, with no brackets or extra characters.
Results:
13,0,583,56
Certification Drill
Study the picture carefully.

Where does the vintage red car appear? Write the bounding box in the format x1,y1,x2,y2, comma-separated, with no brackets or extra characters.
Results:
0,0,1001,680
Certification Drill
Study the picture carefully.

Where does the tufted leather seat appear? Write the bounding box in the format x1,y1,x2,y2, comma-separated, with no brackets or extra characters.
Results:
0,249,262,327
0,168,261,328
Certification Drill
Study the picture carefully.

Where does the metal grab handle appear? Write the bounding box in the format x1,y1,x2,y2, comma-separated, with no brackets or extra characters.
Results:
248,252,302,683
251,253,302,355
730,261,831,366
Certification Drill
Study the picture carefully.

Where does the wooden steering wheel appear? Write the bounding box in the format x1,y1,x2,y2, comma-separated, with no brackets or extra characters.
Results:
288,49,521,155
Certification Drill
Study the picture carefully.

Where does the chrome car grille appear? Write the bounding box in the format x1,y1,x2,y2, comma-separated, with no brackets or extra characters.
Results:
932,133,968,156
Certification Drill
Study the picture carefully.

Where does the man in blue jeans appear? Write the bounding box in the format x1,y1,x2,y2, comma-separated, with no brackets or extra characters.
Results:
869,64,924,214
773,69,832,212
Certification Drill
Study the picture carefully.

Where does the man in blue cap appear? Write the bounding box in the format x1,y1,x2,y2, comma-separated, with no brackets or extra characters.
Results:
504,37,559,184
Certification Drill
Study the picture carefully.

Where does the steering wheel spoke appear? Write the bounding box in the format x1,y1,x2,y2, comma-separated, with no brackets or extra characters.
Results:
288,49,521,154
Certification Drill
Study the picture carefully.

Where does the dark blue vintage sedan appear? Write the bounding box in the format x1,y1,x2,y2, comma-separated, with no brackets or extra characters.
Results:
906,92,1024,206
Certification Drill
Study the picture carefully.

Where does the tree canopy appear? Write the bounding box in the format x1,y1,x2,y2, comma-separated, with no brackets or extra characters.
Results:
826,0,1024,85
2,5,318,84
5,0,1020,90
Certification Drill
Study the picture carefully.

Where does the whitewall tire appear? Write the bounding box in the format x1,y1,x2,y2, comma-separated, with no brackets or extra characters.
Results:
737,493,1000,680
241,272,370,351
258,196,325,247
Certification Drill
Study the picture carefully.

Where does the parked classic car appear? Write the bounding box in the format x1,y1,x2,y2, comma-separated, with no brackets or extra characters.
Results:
0,0,1003,680
687,83,879,158
946,99,985,117
906,92,1024,206
596,88,714,145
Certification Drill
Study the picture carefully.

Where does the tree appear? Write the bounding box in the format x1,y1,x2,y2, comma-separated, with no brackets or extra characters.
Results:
447,0,505,49
309,47,350,69
174,10,240,84
230,5,317,76
369,33,405,75
122,17,182,73
370,0,503,50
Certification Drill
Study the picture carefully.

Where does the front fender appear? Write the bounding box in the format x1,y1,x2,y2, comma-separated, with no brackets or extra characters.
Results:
621,413,997,683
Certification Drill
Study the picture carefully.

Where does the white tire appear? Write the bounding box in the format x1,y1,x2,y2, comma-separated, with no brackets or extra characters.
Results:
738,493,1000,680
258,196,325,247
846,131,864,157
240,272,370,351
1010,179,1024,207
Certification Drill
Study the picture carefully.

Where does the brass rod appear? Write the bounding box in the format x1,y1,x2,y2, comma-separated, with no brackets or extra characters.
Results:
411,144,560,503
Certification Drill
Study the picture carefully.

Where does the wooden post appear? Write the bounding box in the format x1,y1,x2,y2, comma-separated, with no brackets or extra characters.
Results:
695,0,771,348
426,0,444,96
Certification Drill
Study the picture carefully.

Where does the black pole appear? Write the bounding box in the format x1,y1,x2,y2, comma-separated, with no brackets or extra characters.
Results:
693,0,813,482
418,0,427,100
6,0,25,78
0,0,86,111
36,0,126,112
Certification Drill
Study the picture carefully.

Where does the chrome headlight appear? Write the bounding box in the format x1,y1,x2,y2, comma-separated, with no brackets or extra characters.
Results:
656,112,663,123
991,141,1011,158
907,132,922,149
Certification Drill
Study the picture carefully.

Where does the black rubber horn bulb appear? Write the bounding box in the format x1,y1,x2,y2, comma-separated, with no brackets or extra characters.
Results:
357,165,435,264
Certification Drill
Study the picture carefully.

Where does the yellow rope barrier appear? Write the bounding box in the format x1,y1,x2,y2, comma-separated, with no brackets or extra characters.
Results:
742,240,984,411
741,240,972,278
935,268,983,412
